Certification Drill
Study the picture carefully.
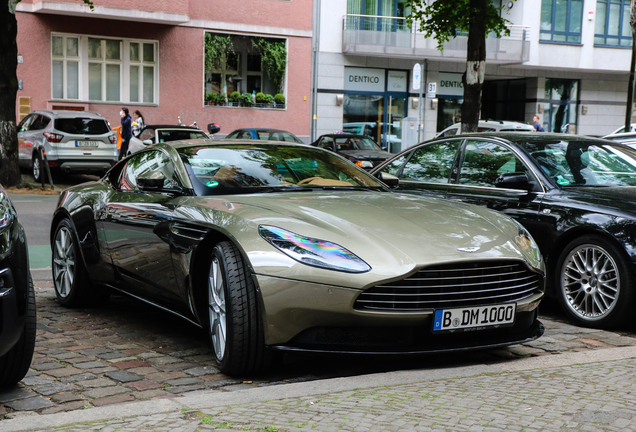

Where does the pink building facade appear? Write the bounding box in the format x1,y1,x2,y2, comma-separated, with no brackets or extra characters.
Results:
15,0,313,140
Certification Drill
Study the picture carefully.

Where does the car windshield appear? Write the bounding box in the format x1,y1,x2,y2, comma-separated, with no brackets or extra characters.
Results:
179,145,384,195
157,130,207,142
255,131,302,143
522,140,636,187
54,118,109,135
334,137,381,151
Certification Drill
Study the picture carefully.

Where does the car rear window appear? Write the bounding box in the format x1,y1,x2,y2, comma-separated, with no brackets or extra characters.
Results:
157,130,207,142
55,118,110,135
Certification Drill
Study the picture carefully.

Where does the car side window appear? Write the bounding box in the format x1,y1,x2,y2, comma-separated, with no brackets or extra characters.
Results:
401,141,461,183
225,131,239,139
139,128,155,142
318,137,333,150
441,128,458,137
239,131,252,139
381,153,410,176
459,140,530,187
18,115,34,133
119,150,181,192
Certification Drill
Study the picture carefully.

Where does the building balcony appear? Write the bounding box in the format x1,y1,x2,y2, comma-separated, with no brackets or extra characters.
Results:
342,15,530,64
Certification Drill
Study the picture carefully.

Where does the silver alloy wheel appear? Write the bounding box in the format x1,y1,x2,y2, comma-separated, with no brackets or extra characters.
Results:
33,156,41,181
208,257,227,360
53,226,75,299
561,243,619,321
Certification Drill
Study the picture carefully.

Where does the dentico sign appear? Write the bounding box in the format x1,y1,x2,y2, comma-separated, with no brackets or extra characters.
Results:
344,67,385,92
438,72,463,96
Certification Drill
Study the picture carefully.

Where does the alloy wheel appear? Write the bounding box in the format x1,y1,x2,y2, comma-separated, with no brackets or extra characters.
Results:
208,257,227,360
33,156,41,181
561,244,619,321
52,226,75,298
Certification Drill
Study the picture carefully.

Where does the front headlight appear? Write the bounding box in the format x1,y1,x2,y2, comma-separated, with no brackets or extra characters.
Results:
259,225,371,273
511,219,541,265
354,160,374,169
0,186,15,231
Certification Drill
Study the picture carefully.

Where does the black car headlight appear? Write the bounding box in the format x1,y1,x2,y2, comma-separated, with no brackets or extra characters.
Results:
0,186,15,232
259,225,371,273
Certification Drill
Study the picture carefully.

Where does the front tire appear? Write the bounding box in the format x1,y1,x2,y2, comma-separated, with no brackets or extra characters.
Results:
556,235,635,328
208,241,269,376
52,219,109,307
0,275,36,387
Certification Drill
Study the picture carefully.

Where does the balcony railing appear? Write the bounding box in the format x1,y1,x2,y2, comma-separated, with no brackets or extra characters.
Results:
342,15,530,64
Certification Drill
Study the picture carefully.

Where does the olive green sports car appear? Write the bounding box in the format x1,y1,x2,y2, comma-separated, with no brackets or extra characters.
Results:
51,140,545,376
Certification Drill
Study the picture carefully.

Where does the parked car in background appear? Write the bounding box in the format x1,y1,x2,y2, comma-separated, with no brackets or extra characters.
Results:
610,124,636,135
51,140,544,376
602,132,636,146
311,134,392,170
342,122,401,151
371,132,636,329
17,110,118,182
0,183,36,386
127,124,211,155
224,128,303,143
436,120,535,137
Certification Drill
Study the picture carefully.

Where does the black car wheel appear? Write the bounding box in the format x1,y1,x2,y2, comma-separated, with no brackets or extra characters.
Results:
52,219,109,307
0,275,36,386
208,241,269,376
32,153,44,183
556,235,635,328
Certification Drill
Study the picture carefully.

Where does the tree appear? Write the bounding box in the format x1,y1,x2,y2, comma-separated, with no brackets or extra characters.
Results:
624,0,636,133
406,0,513,133
0,0,93,187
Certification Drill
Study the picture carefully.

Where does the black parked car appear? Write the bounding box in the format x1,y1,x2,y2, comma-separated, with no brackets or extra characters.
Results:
372,132,636,329
0,182,36,386
311,134,392,170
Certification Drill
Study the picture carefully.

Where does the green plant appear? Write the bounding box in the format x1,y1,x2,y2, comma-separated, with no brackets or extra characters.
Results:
228,91,241,102
204,33,234,72
274,93,285,105
241,92,253,104
255,92,266,103
252,38,287,93
264,94,276,104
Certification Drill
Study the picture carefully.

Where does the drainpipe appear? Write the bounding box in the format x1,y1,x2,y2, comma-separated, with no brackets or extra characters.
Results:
310,0,321,142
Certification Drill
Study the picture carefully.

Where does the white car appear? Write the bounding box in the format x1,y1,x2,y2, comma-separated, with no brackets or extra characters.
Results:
436,120,535,137
610,124,636,135
127,125,210,155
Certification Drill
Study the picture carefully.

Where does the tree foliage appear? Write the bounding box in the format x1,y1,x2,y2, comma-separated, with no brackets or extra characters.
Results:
405,0,512,50
204,33,234,72
252,38,287,94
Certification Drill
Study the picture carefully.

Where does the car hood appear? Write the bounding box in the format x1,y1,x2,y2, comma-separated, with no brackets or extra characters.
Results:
339,150,391,160
179,192,540,289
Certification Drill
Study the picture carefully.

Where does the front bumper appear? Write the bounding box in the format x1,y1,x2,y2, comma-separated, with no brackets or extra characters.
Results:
256,274,544,352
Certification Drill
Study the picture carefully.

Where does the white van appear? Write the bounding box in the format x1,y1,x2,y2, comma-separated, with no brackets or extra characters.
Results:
436,120,535,137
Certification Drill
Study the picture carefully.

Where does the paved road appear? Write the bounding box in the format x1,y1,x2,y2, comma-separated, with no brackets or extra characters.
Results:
6,191,636,428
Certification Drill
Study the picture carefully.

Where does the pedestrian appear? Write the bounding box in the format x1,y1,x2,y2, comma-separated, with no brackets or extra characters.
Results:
132,110,144,137
119,107,132,160
533,115,544,132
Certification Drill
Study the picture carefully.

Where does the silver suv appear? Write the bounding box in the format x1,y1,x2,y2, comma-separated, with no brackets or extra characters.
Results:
17,110,118,181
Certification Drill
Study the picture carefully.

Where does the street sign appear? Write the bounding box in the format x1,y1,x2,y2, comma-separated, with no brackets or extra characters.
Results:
413,64,421,90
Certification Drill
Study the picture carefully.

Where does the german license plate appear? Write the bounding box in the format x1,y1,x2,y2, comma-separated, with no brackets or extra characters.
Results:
433,303,516,332
75,141,100,147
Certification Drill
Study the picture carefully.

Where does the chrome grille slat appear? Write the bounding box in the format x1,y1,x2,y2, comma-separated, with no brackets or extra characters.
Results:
354,261,542,312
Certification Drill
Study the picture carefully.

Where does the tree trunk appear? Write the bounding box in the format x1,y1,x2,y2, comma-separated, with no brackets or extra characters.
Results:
0,0,20,186
461,0,487,133
626,0,636,133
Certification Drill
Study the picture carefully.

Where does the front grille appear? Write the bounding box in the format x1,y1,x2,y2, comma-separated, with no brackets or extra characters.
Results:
354,261,542,312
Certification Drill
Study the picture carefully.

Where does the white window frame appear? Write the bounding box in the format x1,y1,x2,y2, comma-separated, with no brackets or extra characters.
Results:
51,35,80,100
50,33,159,105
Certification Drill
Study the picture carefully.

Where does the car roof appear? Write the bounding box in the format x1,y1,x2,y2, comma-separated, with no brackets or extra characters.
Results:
32,109,106,119
231,128,294,133
142,124,204,131
156,139,312,151
431,131,614,143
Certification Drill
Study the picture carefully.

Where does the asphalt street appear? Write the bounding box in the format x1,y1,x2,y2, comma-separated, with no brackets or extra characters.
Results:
5,189,636,430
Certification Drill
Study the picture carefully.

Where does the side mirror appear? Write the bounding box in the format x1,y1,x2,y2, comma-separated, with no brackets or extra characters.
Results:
142,139,153,145
495,172,531,191
376,171,399,188
207,123,221,134
137,170,165,190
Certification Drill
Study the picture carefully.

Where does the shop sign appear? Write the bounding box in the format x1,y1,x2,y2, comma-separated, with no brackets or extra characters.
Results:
438,72,464,96
387,70,407,92
344,67,385,92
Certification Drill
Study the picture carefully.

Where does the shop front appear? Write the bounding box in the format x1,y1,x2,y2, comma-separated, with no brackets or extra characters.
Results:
436,72,464,132
343,67,408,153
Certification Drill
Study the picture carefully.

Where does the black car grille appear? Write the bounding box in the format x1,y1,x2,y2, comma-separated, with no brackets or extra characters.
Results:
354,261,542,312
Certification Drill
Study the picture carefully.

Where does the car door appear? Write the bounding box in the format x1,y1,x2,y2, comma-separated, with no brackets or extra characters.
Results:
17,115,36,164
100,149,184,307
446,138,544,238
394,139,463,198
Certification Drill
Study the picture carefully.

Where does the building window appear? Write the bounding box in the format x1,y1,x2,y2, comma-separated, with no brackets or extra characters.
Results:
51,33,158,104
595,0,633,47
51,35,80,100
543,78,579,133
540,0,584,43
